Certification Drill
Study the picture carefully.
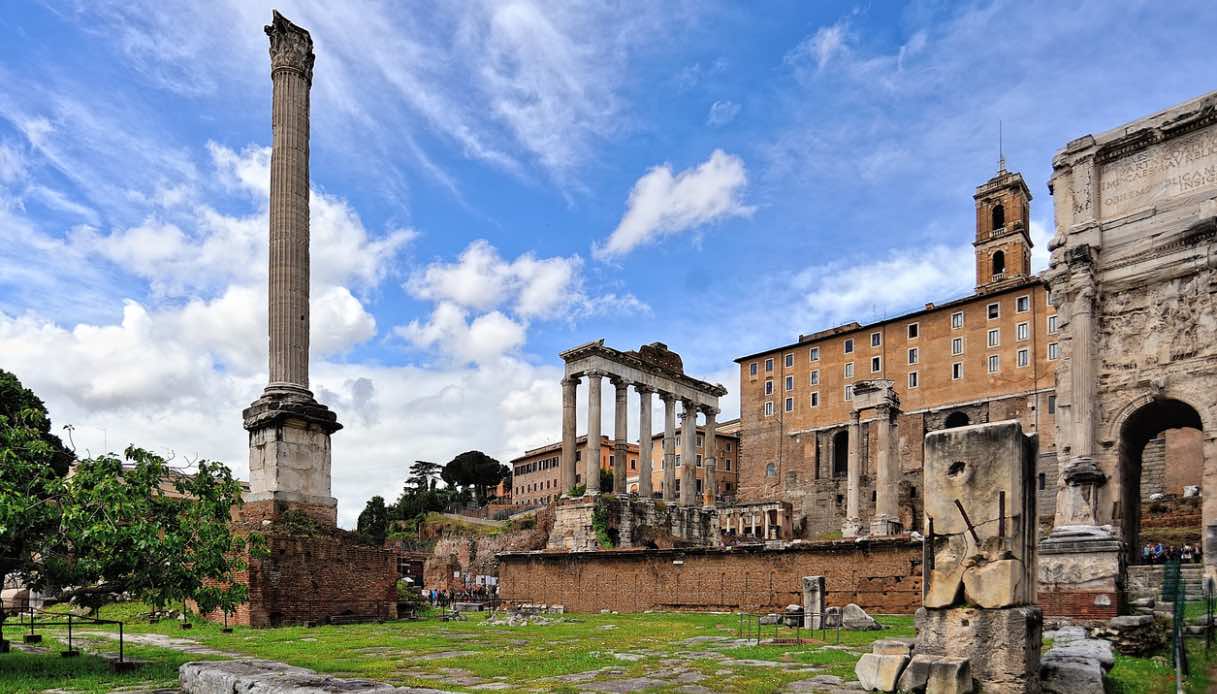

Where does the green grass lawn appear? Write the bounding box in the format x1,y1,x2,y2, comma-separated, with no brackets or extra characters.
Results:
2,603,1214,693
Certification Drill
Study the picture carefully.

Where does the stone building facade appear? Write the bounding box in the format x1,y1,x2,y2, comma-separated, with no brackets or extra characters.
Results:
736,167,1061,538
637,419,741,501
511,435,638,506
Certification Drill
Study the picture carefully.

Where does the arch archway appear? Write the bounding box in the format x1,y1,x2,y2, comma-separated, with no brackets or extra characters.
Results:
992,203,1005,230
1117,397,1204,566
832,430,849,478
944,411,970,429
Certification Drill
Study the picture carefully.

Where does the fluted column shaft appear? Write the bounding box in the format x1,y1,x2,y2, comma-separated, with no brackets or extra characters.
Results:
612,378,628,494
637,386,654,499
843,411,863,537
872,404,900,535
680,400,697,507
702,407,718,508
267,42,312,389
585,371,603,494
560,376,579,495
661,393,677,501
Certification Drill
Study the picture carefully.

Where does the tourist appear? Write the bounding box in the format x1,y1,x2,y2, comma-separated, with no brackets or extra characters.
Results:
1153,542,1166,563
1142,543,1153,564
1182,544,1194,562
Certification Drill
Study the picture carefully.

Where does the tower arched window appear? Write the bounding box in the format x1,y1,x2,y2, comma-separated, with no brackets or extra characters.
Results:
992,250,1006,277
992,203,1005,231
765,463,777,477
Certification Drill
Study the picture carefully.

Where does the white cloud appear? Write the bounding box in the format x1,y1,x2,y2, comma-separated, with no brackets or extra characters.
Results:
0,141,26,183
394,302,527,366
594,150,754,260
706,100,740,127
787,20,849,71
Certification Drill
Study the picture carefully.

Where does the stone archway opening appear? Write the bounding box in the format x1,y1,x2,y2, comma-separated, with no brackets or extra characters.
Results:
1118,398,1204,567
944,411,971,429
832,430,849,478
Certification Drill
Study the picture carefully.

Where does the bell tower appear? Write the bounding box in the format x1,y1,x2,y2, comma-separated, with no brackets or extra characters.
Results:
973,163,1033,293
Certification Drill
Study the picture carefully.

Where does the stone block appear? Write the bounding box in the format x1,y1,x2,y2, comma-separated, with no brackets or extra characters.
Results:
802,575,826,629
1039,656,1106,694
844,603,880,630
962,558,1022,609
915,606,1041,693
897,655,973,694
1043,639,1113,671
855,652,909,692
873,639,913,656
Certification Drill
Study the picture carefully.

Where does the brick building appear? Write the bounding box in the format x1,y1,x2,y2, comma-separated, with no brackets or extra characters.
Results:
631,419,741,501
511,435,638,506
735,167,1064,538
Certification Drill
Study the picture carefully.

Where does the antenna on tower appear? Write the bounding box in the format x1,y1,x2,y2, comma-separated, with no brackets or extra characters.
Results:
999,120,1006,173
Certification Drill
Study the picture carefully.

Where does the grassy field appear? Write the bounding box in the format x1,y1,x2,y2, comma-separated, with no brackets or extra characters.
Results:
1,602,1214,693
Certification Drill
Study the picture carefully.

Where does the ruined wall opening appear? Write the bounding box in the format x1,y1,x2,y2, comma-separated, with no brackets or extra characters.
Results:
1118,398,1204,566
992,250,1006,276
944,411,970,429
832,430,848,478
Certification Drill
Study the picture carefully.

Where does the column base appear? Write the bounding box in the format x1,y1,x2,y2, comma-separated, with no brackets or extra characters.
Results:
1039,525,1123,622
242,491,338,526
842,518,864,538
870,516,902,536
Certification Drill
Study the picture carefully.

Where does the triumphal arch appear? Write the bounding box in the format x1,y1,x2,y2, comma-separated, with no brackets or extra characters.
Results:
1040,91,1217,618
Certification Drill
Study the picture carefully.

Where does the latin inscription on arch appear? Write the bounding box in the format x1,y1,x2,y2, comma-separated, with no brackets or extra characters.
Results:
1099,127,1217,219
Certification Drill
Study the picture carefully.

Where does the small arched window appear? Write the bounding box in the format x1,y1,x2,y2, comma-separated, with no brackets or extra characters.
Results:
944,411,970,429
992,203,1005,231
992,250,1006,276
765,463,777,477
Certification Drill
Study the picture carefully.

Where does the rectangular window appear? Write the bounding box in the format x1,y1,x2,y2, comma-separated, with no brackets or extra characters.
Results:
987,302,1000,319
987,328,1000,347
908,347,919,365
907,322,919,339
988,354,1000,373
784,375,794,391
951,337,963,355
1016,322,1029,341
697,434,704,447
844,384,854,401
765,357,774,372
696,454,703,466
1048,395,1056,414
749,362,758,377
843,362,854,378
1016,295,1030,312
908,371,919,388
809,346,820,361
810,369,820,385
1048,342,1060,360
764,380,773,395
784,353,794,368
1017,348,1030,368
763,401,774,417
871,355,881,373
951,311,964,329
1048,315,1058,334
952,362,963,380
871,331,882,347
810,391,820,407
784,397,793,412
843,338,854,354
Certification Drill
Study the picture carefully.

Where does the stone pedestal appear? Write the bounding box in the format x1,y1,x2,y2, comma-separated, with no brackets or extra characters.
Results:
802,575,825,629
915,606,1042,694
243,386,341,525
1038,526,1123,622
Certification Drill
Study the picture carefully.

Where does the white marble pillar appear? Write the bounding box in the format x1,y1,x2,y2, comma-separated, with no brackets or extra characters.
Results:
702,406,718,508
560,375,579,495
843,411,863,537
680,399,697,507
585,370,603,494
661,392,677,501
612,377,628,494
870,403,901,535
637,385,654,499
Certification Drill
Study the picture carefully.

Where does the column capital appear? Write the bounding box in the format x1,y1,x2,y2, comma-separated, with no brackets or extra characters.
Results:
699,405,720,417
561,375,581,387
634,383,656,395
658,390,677,403
680,397,696,410
609,375,629,388
585,369,607,379
265,11,315,82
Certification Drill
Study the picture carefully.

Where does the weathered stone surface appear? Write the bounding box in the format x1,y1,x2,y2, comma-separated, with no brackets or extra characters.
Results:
915,606,1041,693
961,559,1023,609
1039,656,1106,694
180,659,458,693
1043,639,1113,671
803,576,826,629
1043,625,1086,643
843,603,880,630
897,655,973,694
855,653,908,692
872,639,913,656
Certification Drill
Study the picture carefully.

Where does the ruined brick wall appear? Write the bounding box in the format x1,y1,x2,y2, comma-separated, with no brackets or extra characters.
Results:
499,539,922,614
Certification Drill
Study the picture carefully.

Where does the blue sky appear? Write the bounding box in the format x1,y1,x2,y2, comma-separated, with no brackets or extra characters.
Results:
2,1,1215,525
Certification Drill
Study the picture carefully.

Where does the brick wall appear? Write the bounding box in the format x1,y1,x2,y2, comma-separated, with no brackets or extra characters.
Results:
498,538,922,614
1038,590,1118,622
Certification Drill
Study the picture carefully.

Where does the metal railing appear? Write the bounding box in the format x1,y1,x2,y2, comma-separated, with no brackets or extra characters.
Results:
735,610,841,646
7,607,133,669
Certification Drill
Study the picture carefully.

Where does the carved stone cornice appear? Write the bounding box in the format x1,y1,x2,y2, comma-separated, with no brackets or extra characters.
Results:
265,11,315,83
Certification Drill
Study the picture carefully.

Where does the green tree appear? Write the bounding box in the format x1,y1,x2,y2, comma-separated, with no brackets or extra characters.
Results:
441,451,509,506
356,495,389,545
407,461,442,491
0,369,73,475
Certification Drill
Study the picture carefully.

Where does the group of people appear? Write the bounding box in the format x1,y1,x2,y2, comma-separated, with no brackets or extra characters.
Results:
1141,541,1202,564
426,585,499,607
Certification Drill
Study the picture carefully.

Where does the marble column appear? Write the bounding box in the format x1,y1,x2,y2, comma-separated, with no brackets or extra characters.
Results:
612,378,628,494
702,406,718,508
636,385,655,499
842,411,863,537
680,399,697,507
870,403,901,536
559,375,579,495
585,370,603,494
661,392,677,501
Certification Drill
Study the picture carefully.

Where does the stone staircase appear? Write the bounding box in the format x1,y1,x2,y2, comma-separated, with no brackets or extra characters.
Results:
1126,563,1206,603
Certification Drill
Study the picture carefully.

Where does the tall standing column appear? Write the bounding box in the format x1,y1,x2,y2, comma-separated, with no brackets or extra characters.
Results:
842,411,863,537
870,403,901,536
661,393,677,501
585,371,604,494
702,406,718,508
680,399,697,507
560,375,579,496
612,378,628,494
265,10,315,392
637,385,655,499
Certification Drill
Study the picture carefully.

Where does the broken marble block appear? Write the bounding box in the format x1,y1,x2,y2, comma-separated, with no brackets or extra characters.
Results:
896,654,973,694
855,652,909,692
843,603,881,630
